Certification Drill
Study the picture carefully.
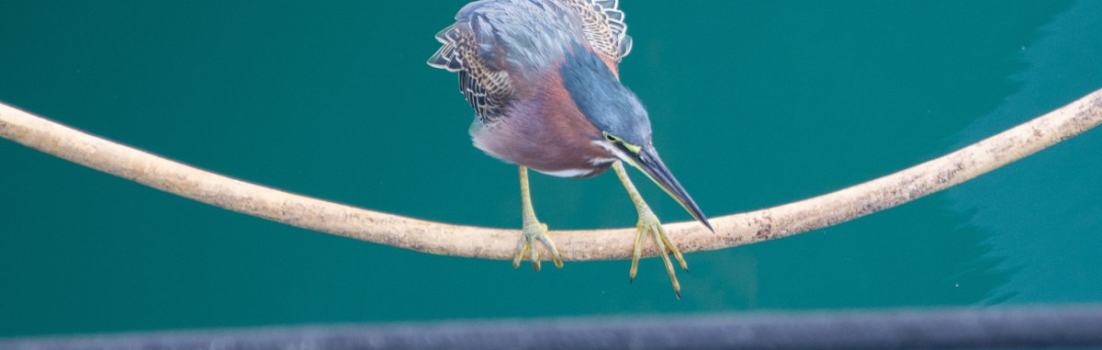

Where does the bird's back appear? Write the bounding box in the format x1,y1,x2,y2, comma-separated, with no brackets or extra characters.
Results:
428,0,633,124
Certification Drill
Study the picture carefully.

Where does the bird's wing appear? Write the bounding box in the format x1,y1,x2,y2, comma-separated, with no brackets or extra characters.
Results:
427,20,513,124
563,0,634,63
427,0,633,122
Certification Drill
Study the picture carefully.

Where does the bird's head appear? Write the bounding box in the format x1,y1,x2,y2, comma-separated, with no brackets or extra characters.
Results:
561,45,713,232
598,130,714,232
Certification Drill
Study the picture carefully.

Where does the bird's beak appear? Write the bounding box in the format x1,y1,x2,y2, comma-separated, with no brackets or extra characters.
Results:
623,145,714,232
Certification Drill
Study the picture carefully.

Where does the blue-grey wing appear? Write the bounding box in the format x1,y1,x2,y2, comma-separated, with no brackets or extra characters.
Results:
427,0,633,122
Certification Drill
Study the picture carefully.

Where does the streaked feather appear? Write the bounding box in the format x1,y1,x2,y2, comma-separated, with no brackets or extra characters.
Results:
562,0,633,62
429,21,513,123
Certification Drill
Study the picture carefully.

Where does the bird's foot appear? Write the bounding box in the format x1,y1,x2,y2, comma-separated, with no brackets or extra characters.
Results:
512,221,564,271
630,210,689,299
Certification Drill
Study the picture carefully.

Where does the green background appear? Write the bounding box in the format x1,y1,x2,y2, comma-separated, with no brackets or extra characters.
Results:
2,0,1100,337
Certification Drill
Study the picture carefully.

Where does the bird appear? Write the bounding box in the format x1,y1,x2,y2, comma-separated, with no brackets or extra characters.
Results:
427,0,712,298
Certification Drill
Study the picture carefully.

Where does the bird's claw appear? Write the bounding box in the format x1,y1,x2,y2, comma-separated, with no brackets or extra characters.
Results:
512,221,564,271
630,211,688,299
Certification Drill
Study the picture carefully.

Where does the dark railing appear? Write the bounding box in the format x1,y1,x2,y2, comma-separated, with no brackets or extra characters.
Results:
4,305,1102,350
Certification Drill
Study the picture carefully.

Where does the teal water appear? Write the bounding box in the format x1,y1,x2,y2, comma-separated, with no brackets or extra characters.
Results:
2,0,1101,337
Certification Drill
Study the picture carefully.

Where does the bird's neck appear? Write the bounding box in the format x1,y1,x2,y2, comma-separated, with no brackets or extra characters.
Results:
560,48,648,139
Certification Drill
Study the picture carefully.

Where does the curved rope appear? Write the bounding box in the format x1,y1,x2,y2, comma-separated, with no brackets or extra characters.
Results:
2,89,1100,261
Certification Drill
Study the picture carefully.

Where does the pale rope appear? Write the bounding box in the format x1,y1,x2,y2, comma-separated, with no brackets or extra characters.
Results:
1,88,1100,261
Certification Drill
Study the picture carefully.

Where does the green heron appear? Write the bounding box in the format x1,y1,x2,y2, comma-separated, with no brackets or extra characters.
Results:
428,0,711,297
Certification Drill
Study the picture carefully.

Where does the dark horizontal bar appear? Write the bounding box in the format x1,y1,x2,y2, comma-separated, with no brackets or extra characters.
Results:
4,305,1102,350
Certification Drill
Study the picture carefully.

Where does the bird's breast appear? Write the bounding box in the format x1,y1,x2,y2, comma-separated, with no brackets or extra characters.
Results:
470,70,615,178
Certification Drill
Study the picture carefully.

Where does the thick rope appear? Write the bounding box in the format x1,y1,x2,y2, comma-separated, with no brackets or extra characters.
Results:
1,89,1100,261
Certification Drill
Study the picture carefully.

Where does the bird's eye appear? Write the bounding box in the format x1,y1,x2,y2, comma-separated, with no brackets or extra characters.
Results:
604,133,619,142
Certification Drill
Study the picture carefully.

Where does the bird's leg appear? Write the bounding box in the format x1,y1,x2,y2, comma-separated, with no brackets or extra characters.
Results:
512,166,564,271
612,161,688,298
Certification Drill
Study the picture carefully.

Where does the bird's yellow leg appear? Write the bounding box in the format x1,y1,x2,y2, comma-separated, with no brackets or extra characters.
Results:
512,166,564,271
613,161,688,298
